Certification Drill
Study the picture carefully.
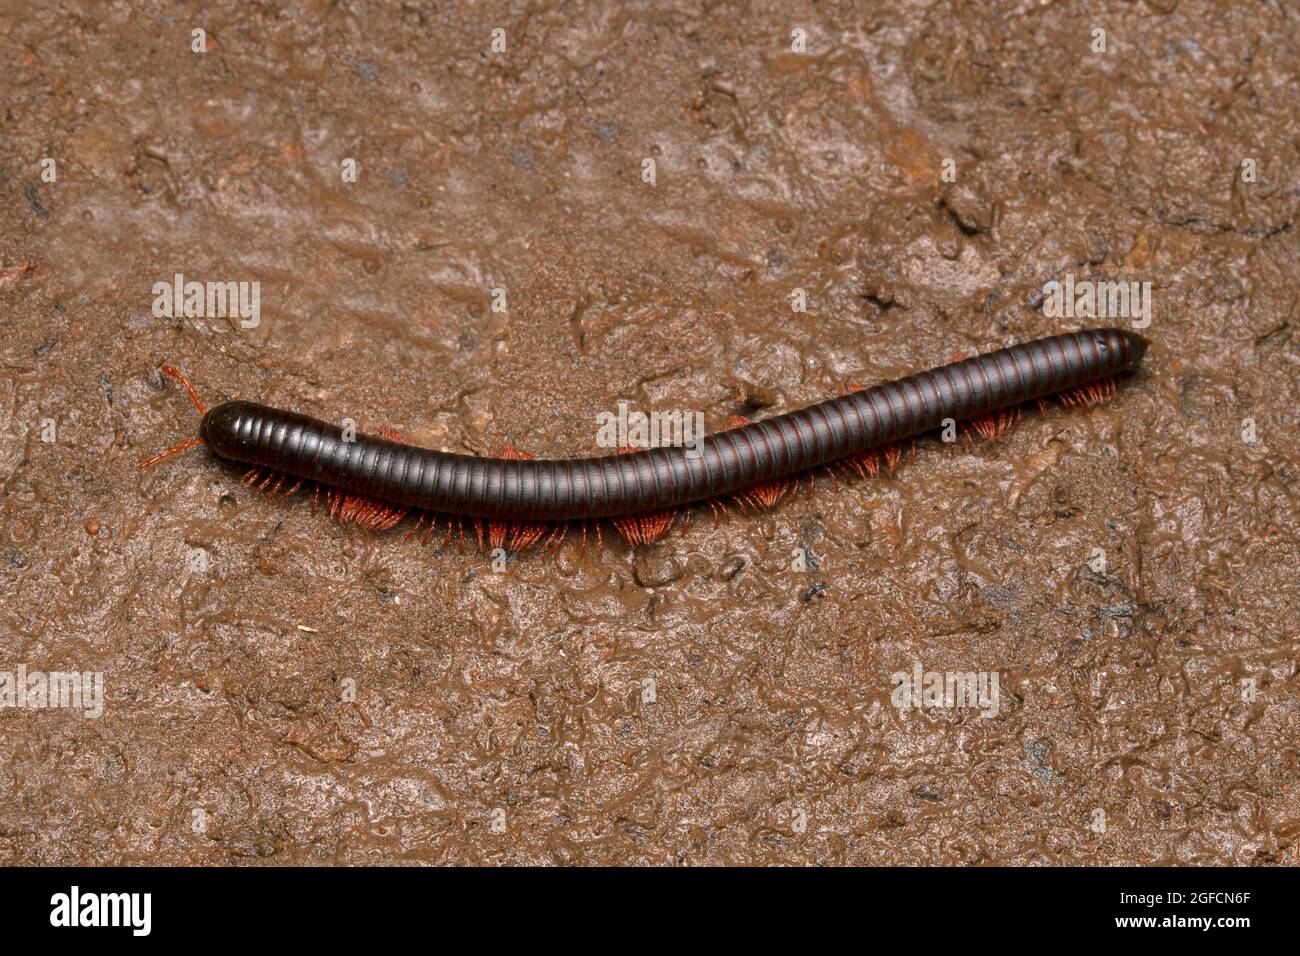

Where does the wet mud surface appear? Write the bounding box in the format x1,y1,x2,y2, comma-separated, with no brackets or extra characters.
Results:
1,1,1298,864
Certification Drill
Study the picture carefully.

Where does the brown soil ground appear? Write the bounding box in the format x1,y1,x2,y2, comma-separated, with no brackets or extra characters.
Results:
1,0,1297,865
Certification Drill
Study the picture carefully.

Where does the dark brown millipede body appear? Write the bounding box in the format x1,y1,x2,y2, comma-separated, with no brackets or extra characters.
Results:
183,327,1145,523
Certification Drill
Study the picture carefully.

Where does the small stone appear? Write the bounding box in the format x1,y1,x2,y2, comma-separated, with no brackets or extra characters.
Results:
715,556,745,581
634,549,684,587
942,183,992,234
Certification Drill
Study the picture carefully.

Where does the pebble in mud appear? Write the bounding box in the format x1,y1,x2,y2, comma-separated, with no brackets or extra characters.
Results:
715,555,746,582
633,548,685,588
940,183,993,235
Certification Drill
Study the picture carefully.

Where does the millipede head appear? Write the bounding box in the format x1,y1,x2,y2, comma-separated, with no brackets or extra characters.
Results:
1118,330,1148,370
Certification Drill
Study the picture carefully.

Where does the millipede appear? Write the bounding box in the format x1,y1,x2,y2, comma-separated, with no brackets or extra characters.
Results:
139,327,1147,551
